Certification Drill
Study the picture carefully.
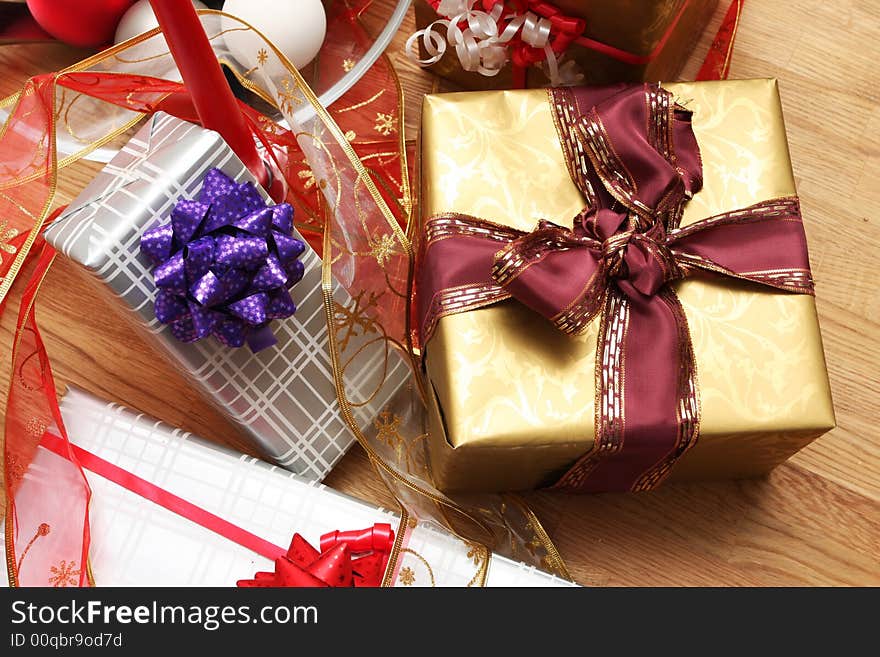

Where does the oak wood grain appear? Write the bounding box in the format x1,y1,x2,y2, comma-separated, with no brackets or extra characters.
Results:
1,0,878,586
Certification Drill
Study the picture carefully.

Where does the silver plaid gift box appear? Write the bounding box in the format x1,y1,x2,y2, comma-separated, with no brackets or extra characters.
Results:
44,113,409,481
4,387,573,587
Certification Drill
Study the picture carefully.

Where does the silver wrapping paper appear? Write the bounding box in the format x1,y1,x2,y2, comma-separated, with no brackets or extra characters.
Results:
44,113,409,481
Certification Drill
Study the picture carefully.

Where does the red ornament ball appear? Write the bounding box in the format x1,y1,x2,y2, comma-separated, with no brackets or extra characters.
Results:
26,0,136,47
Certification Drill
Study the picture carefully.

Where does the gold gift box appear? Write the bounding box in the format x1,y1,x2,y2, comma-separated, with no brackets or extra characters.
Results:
420,79,835,493
414,0,719,90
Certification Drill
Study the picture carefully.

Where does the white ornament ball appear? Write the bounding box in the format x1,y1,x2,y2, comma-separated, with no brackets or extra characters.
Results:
114,0,208,45
221,0,326,70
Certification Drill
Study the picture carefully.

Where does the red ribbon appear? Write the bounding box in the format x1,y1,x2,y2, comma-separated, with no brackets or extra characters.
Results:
237,525,395,588
697,0,744,81
40,425,393,587
39,431,287,561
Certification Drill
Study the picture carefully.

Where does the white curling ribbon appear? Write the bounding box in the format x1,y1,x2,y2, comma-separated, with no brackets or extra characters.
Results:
518,11,551,48
406,1,564,82
543,44,561,85
446,3,505,74
544,56,585,87
405,0,501,68
515,11,565,86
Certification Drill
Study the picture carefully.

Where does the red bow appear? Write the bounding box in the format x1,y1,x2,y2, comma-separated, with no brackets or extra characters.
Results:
236,524,395,588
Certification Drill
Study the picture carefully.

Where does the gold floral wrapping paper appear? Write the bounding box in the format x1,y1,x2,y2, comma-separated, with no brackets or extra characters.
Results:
420,79,835,492
413,0,719,90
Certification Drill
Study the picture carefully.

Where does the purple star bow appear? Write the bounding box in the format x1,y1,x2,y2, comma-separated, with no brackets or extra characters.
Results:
140,168,306,352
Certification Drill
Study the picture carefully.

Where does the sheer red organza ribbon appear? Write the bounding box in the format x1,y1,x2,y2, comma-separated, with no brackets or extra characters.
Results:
696,0,744,81
2,6,409,586
5,245,93,586
417,84,815,493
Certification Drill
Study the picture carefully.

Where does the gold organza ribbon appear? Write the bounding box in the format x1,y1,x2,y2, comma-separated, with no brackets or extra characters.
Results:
1,10,571,587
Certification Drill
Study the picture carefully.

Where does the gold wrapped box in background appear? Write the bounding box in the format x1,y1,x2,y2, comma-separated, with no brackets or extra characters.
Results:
420,79,835,493
414,0,719,90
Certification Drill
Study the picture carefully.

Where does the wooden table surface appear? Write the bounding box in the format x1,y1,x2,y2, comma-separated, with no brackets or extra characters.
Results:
1,0,878,587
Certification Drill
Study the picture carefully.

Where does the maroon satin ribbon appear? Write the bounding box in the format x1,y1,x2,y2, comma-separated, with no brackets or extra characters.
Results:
417,84,814,493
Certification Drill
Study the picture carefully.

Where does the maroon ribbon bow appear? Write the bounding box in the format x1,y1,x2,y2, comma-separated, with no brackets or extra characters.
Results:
236,524,395,587
418,84,814,493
